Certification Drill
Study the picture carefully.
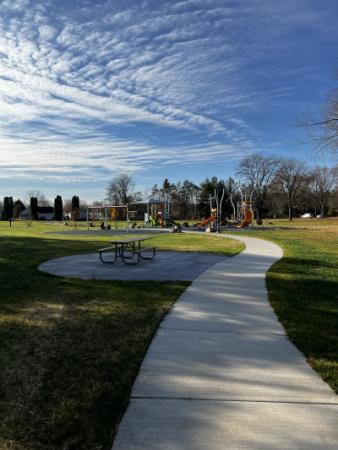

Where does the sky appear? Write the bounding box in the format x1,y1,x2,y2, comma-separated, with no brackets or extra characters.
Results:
0,0,337,202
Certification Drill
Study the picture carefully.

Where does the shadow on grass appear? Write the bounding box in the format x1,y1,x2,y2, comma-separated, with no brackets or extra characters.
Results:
267,256,338,392
0,235,188,450
0,306,167,450
1,235,337,448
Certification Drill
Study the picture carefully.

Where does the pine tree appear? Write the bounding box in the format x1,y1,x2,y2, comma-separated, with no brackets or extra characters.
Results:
71,195,80,211
3,197,13,220
71,196,80,221
54,195,63,221
30,197,38,220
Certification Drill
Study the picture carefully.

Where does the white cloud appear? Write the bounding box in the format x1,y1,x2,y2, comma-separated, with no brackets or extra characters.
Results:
0,133,248,182
38,24,58,42
1,0,30,12
0,0,335,185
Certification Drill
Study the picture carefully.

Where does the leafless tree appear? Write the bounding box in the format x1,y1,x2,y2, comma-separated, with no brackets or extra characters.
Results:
89,200,104,208
63,199,72,214
273,159,307,220
182,180,200,218
237,153,279,220
299,74,338,156
25,190,51,206
106,173,135,205
309,166,337,216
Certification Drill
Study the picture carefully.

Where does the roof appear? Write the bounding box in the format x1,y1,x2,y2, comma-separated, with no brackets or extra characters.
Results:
37,207,54,213
130,198,167,205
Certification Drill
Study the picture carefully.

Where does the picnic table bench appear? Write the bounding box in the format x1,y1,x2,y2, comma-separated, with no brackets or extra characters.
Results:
98,237,156,265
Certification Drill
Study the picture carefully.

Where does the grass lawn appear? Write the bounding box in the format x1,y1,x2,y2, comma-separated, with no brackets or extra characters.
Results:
0,222,242,450
237,218,338,394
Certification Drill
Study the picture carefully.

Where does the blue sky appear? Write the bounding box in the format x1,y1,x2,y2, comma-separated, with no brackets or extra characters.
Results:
0,0,337,202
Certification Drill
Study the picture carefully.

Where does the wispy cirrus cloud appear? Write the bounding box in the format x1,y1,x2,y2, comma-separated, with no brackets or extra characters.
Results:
0,133,245,182
0,0,336,188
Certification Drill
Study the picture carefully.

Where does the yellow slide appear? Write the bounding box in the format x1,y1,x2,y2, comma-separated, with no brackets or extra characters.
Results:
236,209,253,228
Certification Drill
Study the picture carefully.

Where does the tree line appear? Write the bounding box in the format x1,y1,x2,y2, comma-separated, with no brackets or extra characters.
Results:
1,155,337,222
106,155,338,221
1,194,82,221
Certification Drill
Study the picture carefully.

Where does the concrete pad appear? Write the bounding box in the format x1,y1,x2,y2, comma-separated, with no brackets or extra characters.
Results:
112,234,338,449
44,228,170,236
113,399,338,450
38,251,225,281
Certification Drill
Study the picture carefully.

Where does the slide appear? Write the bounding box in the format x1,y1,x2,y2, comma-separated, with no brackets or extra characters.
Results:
166,218,182,232
166,218,179,227
197,216,216,227
236,209,253,228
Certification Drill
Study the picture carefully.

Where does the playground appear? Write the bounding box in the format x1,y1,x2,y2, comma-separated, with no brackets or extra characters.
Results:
80,186,257,234
85,197,182,231
0,218,337,450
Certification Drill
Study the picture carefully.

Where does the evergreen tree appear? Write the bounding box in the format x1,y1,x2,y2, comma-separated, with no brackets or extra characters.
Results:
162,178,172,197
3,197,13,220
71,195,80,221
71,195,80,211
30,197,38,220
54,195,63,221
151,184,160,198
195,176,233,223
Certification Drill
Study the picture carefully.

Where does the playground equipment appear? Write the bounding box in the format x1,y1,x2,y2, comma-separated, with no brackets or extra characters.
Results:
197,188,225,232
236,202,254,228
230,184,254,228
197,213,216,227
87,205,130,230
130,197,180,229
131,198,167,226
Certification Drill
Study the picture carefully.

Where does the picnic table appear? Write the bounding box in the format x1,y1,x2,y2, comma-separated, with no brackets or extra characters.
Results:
98,237,156,265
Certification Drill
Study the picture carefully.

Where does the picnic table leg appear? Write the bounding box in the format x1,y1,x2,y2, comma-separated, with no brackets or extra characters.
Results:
99,246,118,264
121,243,135,260
140,247,156,260
121,242,141,265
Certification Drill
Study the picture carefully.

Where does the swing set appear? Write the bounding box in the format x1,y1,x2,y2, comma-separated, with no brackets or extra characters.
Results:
86,205,136,231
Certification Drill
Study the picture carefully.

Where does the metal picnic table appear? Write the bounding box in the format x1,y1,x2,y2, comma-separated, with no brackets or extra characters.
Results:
98,236,156,265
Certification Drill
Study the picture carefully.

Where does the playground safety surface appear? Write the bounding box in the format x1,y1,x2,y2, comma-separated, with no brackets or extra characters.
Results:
39,251,226,281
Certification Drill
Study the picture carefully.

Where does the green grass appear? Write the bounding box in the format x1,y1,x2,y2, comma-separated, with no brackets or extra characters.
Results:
236,218,338,394
0,221,242,450
2,218,337,448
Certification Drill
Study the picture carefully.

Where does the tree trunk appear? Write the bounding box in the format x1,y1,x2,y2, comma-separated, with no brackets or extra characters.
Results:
288,203,292,221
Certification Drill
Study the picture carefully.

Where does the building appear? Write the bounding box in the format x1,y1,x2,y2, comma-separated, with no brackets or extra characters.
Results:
37,206,54,220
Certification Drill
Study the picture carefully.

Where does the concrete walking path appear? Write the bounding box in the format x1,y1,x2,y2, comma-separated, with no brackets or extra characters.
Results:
112,234,338,450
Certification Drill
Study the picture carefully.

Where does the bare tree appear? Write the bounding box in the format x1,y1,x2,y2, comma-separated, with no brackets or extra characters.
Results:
106,173,135,205
309,166,337,216
237,153,279,220
25,190,51,206
299,74,338,156
273,159,307,220
182,180,200,218
63,199,72,214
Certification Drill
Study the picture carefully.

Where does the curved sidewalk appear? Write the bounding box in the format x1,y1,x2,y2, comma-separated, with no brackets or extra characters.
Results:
112,235,338,450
